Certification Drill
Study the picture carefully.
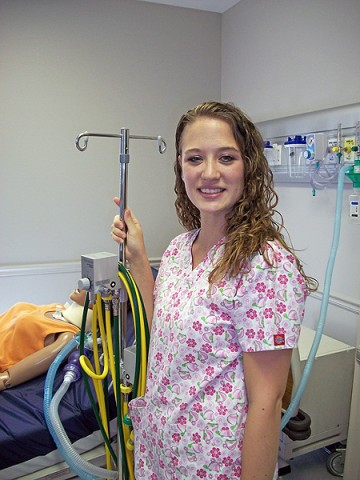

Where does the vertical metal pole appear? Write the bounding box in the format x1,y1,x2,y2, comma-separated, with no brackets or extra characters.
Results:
118,127,130,372
118,128,129,264
118,128,130,480
337,123,342,157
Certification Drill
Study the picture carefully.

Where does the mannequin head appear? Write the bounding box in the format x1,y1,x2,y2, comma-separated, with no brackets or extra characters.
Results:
70,289,88,306
54,289,93,331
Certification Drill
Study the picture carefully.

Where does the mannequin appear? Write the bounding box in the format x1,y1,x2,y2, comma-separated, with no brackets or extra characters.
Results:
0,289,92,391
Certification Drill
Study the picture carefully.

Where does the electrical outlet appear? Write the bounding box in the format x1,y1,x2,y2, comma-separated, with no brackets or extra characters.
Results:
349,193,360,224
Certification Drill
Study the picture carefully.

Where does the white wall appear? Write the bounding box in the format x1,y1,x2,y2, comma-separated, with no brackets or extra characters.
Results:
222,0,360,346
0,0,221,311
0,0,221,268
222,0,360,122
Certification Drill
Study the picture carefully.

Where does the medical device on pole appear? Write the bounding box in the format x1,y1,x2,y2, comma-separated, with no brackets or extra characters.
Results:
44,129,166,480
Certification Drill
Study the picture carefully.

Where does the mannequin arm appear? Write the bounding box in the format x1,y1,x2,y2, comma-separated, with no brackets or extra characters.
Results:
0,331,76,391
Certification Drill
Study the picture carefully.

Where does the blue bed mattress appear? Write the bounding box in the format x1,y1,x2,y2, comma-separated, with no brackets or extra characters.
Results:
0,355,117,469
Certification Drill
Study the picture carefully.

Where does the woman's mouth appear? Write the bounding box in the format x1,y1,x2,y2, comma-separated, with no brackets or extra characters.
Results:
199,188,224,194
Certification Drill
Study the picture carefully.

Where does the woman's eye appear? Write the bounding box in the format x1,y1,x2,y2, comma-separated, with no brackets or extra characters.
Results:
220,155,234,163
188,156,202,163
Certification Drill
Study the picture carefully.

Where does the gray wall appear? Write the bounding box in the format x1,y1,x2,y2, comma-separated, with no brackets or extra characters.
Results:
222,0,360,122
0,0,221,266
222,0,360,346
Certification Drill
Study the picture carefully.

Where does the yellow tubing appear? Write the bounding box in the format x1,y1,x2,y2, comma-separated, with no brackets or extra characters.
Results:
80,270,149,478
95,296,113,470
80,296,113,471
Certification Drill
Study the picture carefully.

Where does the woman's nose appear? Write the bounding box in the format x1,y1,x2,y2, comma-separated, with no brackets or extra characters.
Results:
201,159,219,179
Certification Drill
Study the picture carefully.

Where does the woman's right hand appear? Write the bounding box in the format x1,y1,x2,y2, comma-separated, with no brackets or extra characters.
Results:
111,198,146,262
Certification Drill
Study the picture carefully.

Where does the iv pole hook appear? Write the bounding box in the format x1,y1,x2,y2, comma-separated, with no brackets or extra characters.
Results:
75,131,167,154
75,132,123,151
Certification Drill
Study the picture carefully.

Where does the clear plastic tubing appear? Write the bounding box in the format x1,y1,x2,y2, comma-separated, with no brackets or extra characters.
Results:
44,339,117,480
281,164,352,428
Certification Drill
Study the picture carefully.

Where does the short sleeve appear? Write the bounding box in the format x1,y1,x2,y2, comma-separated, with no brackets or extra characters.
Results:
235,243,306,353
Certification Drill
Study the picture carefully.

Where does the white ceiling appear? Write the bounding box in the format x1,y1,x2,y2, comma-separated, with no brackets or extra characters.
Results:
136,0,241,13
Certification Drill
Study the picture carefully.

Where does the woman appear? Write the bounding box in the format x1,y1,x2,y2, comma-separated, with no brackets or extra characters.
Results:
111,101,316,479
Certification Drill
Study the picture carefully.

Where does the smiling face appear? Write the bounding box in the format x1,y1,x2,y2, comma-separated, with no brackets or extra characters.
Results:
178,116,245,228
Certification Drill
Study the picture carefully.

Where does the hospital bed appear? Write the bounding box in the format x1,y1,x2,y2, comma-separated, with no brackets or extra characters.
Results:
0,348,118,480
0,265,158,480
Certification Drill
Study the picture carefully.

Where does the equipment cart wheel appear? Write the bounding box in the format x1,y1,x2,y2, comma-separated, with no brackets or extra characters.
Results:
326,449,345,477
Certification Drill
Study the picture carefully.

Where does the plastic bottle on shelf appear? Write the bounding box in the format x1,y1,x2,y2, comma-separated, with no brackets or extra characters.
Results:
264,141,276,166
284,135,307,178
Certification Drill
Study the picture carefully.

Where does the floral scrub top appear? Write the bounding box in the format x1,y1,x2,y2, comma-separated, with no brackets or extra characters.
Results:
129,230,306,479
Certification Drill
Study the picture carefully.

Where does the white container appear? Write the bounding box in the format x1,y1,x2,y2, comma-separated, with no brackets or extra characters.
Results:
264,141,276,166
284,136,307,178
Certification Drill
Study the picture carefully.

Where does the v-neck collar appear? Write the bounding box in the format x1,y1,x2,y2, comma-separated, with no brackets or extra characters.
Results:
187,229,225,273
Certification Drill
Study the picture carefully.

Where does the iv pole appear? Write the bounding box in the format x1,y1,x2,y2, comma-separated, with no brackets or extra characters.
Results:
75,129,167,479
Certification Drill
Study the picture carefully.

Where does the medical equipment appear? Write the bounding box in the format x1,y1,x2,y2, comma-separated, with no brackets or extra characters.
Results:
266,118,360,477
264,122,360,191
264,140,281,167
0,127,166,480
280,162,353,423
284,135,306,178
44,338,118,480
343,312,360,479
274,122,358,423
76,129,166,260
71,128,166,479
264,140,276,165
303,133,328,161
279,327,355,461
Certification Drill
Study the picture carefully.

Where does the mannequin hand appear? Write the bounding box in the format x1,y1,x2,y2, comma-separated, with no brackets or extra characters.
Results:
0,371,10,391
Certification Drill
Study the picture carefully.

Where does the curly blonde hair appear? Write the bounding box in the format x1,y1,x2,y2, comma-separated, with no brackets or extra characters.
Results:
174,101,317,292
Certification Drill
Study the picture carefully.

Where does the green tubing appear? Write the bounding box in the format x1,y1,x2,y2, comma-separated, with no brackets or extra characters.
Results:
76,265,150,478
113,313,129,480
118,262,149,397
